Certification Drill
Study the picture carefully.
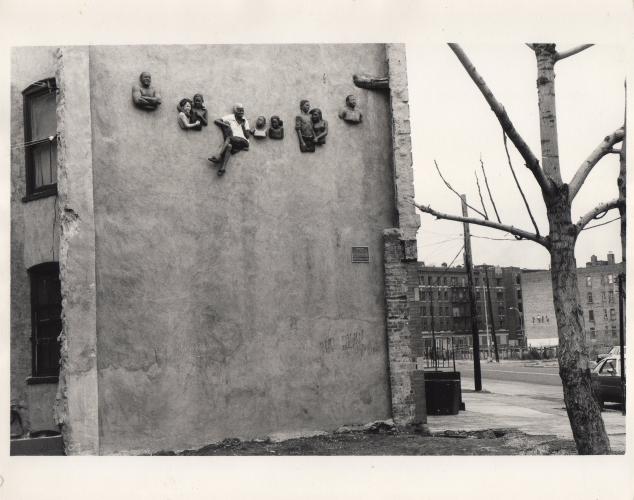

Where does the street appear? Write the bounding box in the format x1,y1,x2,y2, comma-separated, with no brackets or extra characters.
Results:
455,359,561,387
426,360,626,453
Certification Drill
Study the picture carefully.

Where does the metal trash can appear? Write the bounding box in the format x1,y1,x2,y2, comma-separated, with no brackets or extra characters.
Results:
424,371,462,415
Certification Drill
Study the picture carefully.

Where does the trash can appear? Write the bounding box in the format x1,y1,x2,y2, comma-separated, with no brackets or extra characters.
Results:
424,371,462,415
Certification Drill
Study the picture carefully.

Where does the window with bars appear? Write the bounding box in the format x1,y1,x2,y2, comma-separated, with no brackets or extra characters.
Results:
28,262,62,380
22,78,58,200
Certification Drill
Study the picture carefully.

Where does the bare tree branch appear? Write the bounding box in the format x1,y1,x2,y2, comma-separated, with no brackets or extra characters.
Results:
502,132,541,236
568,127,625,200
447,43,553,196
576,198,624,232
555,44,594,61
433,160,487,218
407,198,548,247
480,157,501,223
474,171,489,220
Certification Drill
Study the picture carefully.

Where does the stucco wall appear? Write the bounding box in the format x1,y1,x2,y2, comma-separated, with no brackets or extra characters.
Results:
88,44,395,453
11,47,61,432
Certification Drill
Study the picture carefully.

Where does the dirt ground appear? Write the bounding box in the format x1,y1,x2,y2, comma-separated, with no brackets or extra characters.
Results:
155,425,581,456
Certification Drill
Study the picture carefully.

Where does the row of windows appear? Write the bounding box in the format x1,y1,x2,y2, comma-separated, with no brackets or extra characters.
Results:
588,326,619,338
587,291,617,304
587,309,617,322
585,274,616,287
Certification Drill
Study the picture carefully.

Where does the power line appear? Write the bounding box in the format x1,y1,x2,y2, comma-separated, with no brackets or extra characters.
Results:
582,216,620,231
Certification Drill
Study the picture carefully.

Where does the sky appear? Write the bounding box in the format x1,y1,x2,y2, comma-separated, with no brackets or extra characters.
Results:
408,43,626,270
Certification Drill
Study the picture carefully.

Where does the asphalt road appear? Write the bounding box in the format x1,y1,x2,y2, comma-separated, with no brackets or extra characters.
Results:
456,360,562,387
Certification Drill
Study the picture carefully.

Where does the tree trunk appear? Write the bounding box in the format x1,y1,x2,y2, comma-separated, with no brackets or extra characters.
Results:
546,190,611,454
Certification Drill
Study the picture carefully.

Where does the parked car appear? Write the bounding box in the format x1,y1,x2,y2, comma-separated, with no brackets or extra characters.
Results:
597,345,625,363
591,355,625,408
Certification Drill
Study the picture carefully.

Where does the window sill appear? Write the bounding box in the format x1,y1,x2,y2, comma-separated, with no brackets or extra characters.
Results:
26,376,59,385
21,186,57,203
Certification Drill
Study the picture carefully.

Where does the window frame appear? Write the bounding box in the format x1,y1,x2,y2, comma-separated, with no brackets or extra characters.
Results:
22,77,58,202
28,261,62,383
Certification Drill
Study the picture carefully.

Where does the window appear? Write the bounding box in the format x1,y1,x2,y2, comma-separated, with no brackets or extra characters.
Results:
610,309,616,321
422,305,427,316
587,292,593,304
495,278,502,286
608,274,614,284
414,288,420,301
588,310,595,322
612,326,618,337
586,276,592,287
601,291,606,302
453,306,460,317
28,262,62,380
590,327,596,339
608,291,614,304
517,290,522,300
22,78,58,200
450,277,457,286
604,309,608,321
444,291,449,301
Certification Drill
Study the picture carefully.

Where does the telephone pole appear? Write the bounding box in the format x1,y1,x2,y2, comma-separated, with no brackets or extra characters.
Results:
461,195,482,391
483,265,500,363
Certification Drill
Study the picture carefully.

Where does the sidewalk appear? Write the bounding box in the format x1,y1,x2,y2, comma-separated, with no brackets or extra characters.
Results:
426,376,626,453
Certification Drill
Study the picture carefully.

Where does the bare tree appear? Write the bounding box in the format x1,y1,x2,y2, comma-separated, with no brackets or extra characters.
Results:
412,44,625,454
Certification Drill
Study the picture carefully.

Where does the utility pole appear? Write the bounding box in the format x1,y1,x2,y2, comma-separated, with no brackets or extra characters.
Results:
618,273,626,415
461,195,481,391
483,265,500,363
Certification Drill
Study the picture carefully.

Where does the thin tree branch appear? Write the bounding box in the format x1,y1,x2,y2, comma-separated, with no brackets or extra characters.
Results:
407,198,548,247
568,127,625,200
525,43,536,51
555,44,594,61
576,198,624,232
434,160,487,218
503,132,541,236
480,157,501,223
447,43,553,196
474,171,489,220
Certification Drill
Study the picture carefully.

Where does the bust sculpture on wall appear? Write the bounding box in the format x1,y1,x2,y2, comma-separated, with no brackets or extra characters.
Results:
338,95,362,124
208,103,251,176
132,72,162,110
177,98,202,130
268,116,284,140
191,94,208,129
253,116,267,138
295,99,316,152
310,108,328,145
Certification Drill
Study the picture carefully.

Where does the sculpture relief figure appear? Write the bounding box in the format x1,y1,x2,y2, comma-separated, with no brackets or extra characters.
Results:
177,98,201,130
338,95,362,124
268,115,284,140
295,99,315,152
208,103,251,176
253,116,267,138
132,72,162,110
310,108,328,145
191,93,208,129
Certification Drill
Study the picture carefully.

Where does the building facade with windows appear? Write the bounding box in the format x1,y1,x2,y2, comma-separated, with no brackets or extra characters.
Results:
520,253,624,353
408,263,525,354
11,44,426,455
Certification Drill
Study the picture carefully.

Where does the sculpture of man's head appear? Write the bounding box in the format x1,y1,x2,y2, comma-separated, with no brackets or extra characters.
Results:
193,94,204,109
140,72,152,88
300,100,311,114
256,116,266,129
346,95,357,109
233,103,245,120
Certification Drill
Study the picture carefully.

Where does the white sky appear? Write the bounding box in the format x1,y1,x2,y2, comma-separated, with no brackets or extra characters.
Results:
409,43,626,269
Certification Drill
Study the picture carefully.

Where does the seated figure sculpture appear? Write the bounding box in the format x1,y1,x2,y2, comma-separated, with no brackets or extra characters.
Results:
132,72,162,110
338,94,362,124
208,103,252,176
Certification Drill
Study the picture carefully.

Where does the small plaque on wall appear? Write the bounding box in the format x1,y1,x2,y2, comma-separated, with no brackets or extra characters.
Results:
351,247,370,263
